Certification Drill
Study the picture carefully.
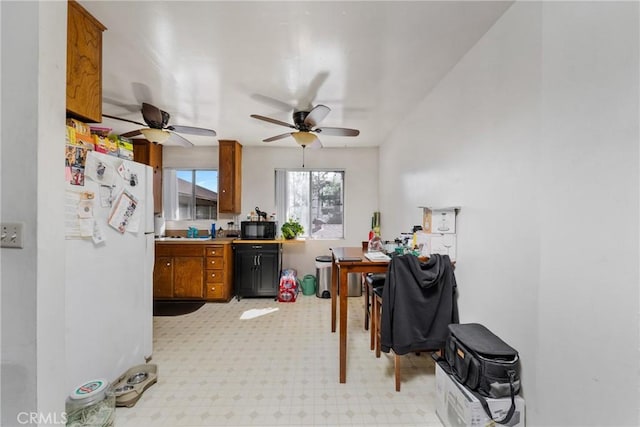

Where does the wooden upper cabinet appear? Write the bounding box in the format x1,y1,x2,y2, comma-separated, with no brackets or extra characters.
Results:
66,0,106,123
218,140,242,214
133,141,163,214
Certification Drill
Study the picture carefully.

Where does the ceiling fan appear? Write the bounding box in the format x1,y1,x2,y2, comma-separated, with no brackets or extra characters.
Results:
103,102,217,147
250,104,360,150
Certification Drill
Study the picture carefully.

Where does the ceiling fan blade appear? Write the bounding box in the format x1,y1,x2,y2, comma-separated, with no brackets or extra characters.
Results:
167,132,194,147
314,127,360,137
251,114,296,129
251,94,296,112
131,82,154,105
297,71,329,111
102,97,141,114
121,129,143,138
166,125,216,137
102,114,146,127
263,133,293,142
304,104,330,128
142,102,164,128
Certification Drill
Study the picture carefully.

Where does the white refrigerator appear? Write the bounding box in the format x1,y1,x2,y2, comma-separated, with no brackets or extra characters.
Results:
65,150,154,389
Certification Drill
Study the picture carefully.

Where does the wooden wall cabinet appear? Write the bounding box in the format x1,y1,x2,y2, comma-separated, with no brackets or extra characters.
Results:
218,140,242,214
154,244,204,300
66,0,106,123
133,141,163,214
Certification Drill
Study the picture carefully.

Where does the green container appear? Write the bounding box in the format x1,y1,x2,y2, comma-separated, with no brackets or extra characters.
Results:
302,274,316,296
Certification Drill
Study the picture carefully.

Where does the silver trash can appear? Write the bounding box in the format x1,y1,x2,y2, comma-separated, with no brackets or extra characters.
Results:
315,255,332,298
347,273,363,297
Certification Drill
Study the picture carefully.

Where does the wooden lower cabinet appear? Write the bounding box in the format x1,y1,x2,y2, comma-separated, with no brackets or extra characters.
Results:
173,257,204,298
153,256,174,298
154,244,204,300
154,242,233,302
204,244,233,302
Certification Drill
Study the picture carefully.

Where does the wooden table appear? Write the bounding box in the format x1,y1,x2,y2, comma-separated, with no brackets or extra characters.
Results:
331,247,389,383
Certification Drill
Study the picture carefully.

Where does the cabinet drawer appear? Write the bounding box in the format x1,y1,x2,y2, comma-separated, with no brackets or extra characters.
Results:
206,246,224,257
155,244,172,257
206,256,224,270
156,244,204,257
205,270,224,282
206,283,225,300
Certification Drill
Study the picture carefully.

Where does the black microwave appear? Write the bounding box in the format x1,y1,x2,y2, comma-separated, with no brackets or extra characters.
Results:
241,221,277,240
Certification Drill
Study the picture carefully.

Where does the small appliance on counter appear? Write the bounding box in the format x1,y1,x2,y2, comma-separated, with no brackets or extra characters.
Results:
225,221,239,238
241,220,277,240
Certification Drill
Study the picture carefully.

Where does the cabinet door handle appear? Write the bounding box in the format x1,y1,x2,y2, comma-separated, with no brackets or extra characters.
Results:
166,262,171,266
257,254,261,266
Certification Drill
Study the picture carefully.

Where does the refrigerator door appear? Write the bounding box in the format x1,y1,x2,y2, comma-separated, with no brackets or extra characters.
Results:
144,164,154,233
143,233,155,359
65,151,154,388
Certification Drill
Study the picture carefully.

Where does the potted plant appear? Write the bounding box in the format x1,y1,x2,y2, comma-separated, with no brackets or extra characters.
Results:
281,218,304,240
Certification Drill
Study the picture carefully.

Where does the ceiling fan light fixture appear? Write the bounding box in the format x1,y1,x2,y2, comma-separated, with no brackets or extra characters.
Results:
291,131,317,146
140,128,171,144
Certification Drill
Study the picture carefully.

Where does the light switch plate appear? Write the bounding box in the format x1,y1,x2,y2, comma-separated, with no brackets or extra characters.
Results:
1,222,24,249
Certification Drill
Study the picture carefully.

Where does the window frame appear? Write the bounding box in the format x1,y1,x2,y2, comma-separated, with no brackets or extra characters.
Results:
275,168,346,240
163,168,219,221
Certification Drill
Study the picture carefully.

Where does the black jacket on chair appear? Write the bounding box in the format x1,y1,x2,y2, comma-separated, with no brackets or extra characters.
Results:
380,254,458,355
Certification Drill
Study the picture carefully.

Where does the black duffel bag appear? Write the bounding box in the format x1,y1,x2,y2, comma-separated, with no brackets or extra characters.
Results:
444,323,521,424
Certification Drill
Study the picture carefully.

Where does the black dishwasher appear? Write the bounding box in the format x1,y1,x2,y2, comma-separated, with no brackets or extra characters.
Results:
234,244,281,300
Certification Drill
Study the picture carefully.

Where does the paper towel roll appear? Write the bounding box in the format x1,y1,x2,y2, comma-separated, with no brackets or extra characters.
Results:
154,215,165,237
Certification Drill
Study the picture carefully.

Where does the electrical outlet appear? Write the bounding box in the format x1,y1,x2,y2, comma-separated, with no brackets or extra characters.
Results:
1,222,24,249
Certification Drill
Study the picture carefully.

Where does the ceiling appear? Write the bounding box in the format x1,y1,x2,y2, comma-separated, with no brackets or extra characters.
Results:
82,1,513,148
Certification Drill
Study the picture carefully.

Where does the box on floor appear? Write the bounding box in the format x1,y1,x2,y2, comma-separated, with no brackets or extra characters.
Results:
435,363,525,427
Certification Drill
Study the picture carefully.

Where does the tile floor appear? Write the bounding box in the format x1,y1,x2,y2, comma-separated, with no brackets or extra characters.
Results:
115,294,443,426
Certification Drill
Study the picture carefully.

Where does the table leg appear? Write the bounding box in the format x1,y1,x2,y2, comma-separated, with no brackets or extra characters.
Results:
339,267,349,383
331,258,338,333
369,282,375,351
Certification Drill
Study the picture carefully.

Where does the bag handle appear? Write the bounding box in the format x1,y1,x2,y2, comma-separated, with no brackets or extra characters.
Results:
451,339,472,384
471,370,517,425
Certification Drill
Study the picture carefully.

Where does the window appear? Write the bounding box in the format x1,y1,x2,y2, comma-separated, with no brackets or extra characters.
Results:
276,169,344,239
163,169,218,220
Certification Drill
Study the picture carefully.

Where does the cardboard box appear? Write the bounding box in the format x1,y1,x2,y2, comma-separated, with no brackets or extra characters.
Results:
421,207,458,234
93,134,119,157
435,363,525,427
416,232,457,261
113,136,134,160
66,118,91,136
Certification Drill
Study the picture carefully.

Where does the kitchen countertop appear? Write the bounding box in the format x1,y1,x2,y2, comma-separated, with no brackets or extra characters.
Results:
155,237,305,244
233,238,305,244
155,237,235,244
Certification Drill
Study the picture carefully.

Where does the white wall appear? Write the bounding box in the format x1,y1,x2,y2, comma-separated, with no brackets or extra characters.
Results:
164,145,379,276
380,2,638,426
1,1,67,425
537,2,639,425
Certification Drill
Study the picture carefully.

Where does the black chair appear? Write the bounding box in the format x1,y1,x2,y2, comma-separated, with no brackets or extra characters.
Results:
364,273,386,350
